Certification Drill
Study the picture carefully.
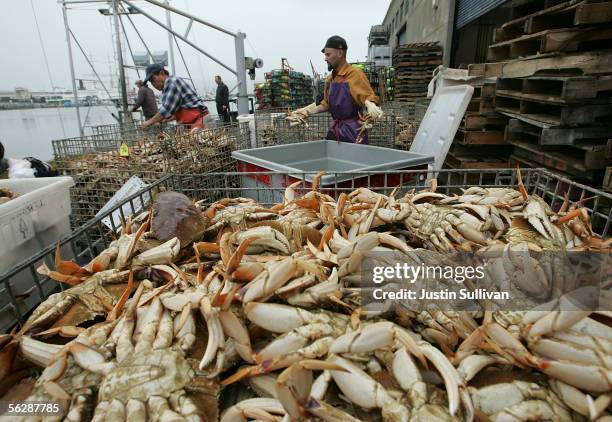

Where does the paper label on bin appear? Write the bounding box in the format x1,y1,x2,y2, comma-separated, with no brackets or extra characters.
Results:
119,143,130,157
1,199,43,249
97,176,150,231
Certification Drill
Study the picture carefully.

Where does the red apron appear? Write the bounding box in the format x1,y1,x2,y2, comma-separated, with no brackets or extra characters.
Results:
174,108,209,129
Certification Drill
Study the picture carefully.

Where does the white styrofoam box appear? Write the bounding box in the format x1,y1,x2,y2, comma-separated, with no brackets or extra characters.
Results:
0,177,75,330
237,114,256,148
410,85,474,172
0,176,74,272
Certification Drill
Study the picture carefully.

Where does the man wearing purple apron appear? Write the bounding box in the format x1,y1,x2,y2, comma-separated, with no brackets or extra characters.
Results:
287,35,383,144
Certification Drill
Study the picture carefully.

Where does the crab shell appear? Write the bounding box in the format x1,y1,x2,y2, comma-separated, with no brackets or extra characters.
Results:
152,191,208,248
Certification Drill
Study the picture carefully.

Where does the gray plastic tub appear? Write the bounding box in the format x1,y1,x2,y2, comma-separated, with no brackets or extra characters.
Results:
232,140,433,184
232,140,434,203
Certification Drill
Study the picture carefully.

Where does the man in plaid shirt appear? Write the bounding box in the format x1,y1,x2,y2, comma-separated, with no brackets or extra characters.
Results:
141,63,209,130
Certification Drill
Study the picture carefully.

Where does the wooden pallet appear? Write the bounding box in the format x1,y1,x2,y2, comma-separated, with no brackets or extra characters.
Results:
455,129,506,145
450,142,514,156
509,136,610,170
511,140,608,180
506,118,612,145
497,75,612,102
445,151,512,169
467,62,505,77
395,85,431,93
500,49,612,78
494,1,612,43
507,0,568,21
495,94,612,126
508,154,602,184
393,59,442,67
462,112,507,130
488,26,612,61
604,166,612,191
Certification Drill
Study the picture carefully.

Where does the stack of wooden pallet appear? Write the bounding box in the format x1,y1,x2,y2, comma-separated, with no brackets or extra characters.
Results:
444,81,513,170
392,42,442,101
469,0,612,186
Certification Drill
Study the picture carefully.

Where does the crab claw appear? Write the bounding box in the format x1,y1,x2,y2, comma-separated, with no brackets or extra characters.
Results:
54,244,90,278
330,321,427,367
36,262,83,285
33,326,86,339
275,360,347,421
67,343,116,375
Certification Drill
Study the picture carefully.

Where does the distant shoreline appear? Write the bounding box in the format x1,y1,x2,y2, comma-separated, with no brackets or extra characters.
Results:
0,104,108,111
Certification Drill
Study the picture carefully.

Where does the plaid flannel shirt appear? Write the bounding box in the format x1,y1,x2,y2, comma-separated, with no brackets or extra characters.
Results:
159,76,207,118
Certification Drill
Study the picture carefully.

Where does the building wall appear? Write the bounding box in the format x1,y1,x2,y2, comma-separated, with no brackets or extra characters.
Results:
451,6,510,67
382,0,455,65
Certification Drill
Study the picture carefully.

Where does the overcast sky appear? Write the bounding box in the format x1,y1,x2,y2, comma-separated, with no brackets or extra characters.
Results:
0,0,391,96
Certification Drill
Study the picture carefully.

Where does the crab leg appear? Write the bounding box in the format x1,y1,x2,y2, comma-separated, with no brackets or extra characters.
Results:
220,398,285,422
242,256,324,303
131,237,181,267
170,390,202,422
24,293,78,333
256,323,336,364
134,296,163,354
91,400,110,422
148,395,183,421
19,336,64,367
306,399,364,422
116,284,145,362
126,399,147,422
174,307,196,353
86,244,119,273
330,321,426,366
275,360,346,421
327,354,409,421
249,374,279,398
219,309,253,363
68,342,116,375
199,296,224,371
152,309,174,350
243,302,334,333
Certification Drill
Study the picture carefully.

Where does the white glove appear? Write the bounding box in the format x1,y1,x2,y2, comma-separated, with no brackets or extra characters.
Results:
364,100,383,119
286,103,319,126
296,102,320,117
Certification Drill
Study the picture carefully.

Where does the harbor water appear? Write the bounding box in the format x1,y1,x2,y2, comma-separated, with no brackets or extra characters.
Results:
0,102,218,162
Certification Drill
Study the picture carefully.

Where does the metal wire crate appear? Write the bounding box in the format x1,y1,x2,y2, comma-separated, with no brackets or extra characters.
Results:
382,101,417,120
2,168,610,332
253,108,292,147
85,121,183,142
53,122,250,228
268,113,397,149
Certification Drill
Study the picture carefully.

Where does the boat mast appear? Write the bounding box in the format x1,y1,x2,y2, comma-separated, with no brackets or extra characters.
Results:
112,0,129,120
61,0,84,137
164,0,176,74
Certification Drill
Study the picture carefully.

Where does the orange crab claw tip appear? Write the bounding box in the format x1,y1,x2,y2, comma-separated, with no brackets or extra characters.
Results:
220,366,255,386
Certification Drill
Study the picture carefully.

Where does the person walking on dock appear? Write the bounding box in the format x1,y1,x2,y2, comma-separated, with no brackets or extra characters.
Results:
286,35,383,144
141,63,209,130
131,80,158,120
215,75,231,123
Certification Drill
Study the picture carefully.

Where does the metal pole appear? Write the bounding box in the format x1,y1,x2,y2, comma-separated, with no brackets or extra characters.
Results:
62,1,84,137
121,0,237,75
112,0,129,120
174,38,196,89
164,0,176,73
118,15,141,79
141,0,236,37
68,28,118,109
234,31,248,115
126,14,154,63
